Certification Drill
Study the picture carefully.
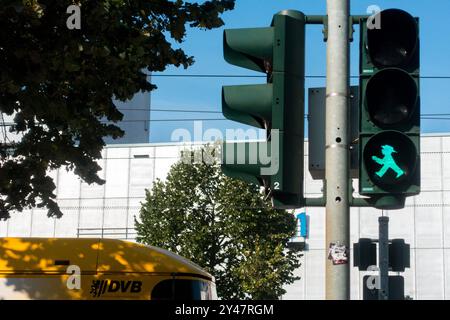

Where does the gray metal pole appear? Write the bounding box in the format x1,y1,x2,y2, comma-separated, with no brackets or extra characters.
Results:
325,0,350,300
378,216,389,300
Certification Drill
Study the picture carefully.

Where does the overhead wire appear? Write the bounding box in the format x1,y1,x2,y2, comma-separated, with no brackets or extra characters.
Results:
1,115,450,126
150,74,450,79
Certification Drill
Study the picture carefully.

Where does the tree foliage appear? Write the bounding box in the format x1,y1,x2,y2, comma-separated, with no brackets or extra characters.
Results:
135,146,302,299
0,0,235,219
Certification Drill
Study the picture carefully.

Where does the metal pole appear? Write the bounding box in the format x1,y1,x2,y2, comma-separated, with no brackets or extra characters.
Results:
378,216,389,300
325,0,350,300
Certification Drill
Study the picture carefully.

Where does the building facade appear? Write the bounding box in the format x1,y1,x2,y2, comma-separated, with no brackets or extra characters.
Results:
104,73,151,145
1,134,449,300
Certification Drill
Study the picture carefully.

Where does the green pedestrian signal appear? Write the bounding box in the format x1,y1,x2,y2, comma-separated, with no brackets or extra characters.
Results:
359,9,421,209
220,10,306,209
362,131,418,194
360,130,419,194
372,145,405,179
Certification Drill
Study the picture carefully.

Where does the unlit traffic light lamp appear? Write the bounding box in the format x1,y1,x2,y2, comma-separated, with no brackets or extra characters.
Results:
359,9,421,209
221,10,306,209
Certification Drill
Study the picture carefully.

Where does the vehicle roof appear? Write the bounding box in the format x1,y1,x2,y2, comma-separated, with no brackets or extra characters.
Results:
0,238,212,280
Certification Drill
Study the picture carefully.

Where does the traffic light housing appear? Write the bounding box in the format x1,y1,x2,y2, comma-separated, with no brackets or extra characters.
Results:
359,9,421,208
389,239,410,272
221,10,306,209
363,276,405,300
353,238,377,271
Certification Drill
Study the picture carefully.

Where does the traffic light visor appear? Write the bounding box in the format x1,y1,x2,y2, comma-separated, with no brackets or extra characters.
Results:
222,84,273,129
223,28,274,73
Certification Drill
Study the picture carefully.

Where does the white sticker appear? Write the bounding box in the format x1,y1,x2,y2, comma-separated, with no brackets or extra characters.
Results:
328,242,349,265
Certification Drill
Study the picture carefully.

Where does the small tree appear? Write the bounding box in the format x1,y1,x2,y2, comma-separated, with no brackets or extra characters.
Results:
135,145,302,299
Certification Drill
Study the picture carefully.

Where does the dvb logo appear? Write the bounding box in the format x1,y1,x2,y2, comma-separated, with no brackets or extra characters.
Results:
90,280,142,297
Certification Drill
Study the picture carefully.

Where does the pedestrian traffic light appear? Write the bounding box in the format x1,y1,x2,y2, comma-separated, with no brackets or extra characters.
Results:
359,9,420,208
353,238,377,271
363,276,405,300
221,10,306,209
389,239,410,272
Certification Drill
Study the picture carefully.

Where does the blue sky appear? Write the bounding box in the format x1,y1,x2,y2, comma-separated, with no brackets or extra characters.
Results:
147,0,450,143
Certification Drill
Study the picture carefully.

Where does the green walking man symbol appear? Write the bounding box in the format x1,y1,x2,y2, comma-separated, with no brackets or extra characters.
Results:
372,145,405,179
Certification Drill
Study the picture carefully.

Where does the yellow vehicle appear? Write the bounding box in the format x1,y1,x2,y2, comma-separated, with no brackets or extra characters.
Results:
0,237,216,300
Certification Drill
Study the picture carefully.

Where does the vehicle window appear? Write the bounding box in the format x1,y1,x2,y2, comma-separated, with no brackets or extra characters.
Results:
151,279,212,300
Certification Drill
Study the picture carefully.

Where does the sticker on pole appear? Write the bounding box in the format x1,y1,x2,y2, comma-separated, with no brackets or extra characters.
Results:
327,242,349,265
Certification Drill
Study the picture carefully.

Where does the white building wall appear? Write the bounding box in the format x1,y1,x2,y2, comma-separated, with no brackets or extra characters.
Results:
0,134,449,300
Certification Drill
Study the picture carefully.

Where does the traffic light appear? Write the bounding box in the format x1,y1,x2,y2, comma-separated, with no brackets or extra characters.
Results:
359,9,421,208
221,10,306,209
363,276,405,300
389,239,410,272
353,238,411,272
353,238,377,271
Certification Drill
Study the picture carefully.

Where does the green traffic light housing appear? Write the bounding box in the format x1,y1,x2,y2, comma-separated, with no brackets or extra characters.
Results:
222,10,306,135
359,8,421,207
221,10,306,209
223,10,306,76
221,141,272,187
222,84,272,129
223,27,274,74
221,133,304,207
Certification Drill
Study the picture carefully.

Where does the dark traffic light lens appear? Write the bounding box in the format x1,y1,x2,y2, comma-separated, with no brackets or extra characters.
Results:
367,9,418,68
363,131,418,191
366,68,418,127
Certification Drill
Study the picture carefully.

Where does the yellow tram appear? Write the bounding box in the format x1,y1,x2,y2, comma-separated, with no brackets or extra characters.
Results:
0,237,216,300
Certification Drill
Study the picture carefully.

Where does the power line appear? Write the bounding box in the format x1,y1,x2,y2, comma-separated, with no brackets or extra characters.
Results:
106,115,450,122
151,74,450,80
114,118,227,122
153,74,267,78
1,107,449,118
1,116,450,127
153,109,218,114
143,109,450,117
120,108,222,114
